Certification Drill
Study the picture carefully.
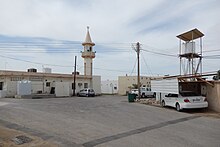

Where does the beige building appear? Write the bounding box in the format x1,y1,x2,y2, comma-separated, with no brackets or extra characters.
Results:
118,76,151,95
0,27,101,98
206,81,220,112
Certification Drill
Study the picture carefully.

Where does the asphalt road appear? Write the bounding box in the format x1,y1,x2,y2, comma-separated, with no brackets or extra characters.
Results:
0,95,220,147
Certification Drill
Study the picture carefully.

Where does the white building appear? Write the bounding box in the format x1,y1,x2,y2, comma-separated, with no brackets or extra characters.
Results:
101,80,118,94
0,27,101,98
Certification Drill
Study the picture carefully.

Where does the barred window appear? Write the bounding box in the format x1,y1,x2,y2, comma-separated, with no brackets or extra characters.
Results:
29,77,43,81
11,77,24,81
84,83,88,88
46,82,50,87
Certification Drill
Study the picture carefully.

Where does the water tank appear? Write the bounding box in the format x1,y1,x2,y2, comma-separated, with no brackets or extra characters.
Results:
182,42,195,54
27,68,37,72
43,68,52,73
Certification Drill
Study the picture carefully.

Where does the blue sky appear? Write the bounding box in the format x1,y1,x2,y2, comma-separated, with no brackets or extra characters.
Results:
0,0,220,80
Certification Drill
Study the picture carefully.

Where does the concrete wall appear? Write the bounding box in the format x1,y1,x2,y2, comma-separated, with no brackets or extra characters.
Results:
101,80,118,94
206,81,220,112
31,81,43,93
0,91,6,98
92,76,101,95
6,81,17,97
55,82,70,97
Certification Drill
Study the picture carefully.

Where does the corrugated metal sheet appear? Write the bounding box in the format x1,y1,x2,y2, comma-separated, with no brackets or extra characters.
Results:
151,78,179,94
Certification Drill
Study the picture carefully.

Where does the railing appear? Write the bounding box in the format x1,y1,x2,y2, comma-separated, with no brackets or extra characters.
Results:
82,52,95,58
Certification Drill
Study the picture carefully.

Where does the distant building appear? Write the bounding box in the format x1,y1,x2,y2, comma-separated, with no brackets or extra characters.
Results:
0,27,101,98
118,76,151,95
101,80,118,94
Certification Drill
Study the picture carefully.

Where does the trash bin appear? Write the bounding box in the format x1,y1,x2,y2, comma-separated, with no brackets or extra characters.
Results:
128,93,136,102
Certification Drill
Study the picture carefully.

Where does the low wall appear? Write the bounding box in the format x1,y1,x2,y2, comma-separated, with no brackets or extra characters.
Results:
206,81,220,112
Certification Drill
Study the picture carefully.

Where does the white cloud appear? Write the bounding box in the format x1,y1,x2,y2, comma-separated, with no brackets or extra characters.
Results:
0,0,219,80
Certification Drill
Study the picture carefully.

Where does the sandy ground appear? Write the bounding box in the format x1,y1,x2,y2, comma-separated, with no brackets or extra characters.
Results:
0,126,57,147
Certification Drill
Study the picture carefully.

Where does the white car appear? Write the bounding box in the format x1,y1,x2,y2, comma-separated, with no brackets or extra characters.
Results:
77,88,95,97
161,91,208,111
131,89,138,96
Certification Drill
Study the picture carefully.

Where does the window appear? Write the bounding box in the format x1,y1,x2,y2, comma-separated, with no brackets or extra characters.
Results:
180,91,199,96
0,82,3,90
166,93,178,97
78,83,82,87
29,76,43,81
84,83,88,88
46,82,50,87
11,77,23,81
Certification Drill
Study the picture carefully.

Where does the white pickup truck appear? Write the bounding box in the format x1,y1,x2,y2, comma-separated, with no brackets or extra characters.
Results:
161,91,208,111
131,87,155,98
140,87,155,98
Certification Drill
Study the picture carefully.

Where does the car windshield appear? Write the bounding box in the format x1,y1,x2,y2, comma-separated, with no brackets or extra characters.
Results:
131,89,138,92
180,91,199,96
141,88,145,91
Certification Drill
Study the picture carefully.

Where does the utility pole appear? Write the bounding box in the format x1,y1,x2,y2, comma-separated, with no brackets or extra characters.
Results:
136,42,141,99
73,56,77,96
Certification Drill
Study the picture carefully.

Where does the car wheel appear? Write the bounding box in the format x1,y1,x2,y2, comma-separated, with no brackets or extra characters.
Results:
176,103,181,112
161,100,165,107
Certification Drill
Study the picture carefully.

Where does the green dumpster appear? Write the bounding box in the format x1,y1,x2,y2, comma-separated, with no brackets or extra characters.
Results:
128,93,136,102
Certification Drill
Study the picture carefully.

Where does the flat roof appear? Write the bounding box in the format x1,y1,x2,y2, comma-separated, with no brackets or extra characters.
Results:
176,28,204,41
0,70,92,79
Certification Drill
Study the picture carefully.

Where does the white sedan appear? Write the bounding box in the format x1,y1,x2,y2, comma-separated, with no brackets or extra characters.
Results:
161,91,208,111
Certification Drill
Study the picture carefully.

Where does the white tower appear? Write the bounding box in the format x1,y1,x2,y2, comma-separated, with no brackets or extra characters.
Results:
82,26,95,76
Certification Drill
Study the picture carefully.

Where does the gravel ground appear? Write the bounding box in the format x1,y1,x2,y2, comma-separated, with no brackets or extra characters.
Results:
0,126,58,147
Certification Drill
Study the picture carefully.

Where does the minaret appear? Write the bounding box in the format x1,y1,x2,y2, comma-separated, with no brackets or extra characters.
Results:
82,26,95,76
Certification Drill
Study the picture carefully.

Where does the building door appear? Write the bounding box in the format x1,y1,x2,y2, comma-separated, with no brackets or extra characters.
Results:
0,82,3,90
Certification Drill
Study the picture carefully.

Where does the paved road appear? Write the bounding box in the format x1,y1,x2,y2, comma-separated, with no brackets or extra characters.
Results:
0,95,220,147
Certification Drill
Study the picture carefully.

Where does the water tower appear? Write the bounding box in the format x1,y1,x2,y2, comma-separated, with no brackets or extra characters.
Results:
177,28,204,78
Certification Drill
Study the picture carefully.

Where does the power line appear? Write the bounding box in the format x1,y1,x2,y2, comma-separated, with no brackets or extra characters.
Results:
203,55,220,59
0,54,74,67
0,54,132,73
142,48,177,57
129,59,137,76
140,52,153,76
203,49,220,53
142,44,177,54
